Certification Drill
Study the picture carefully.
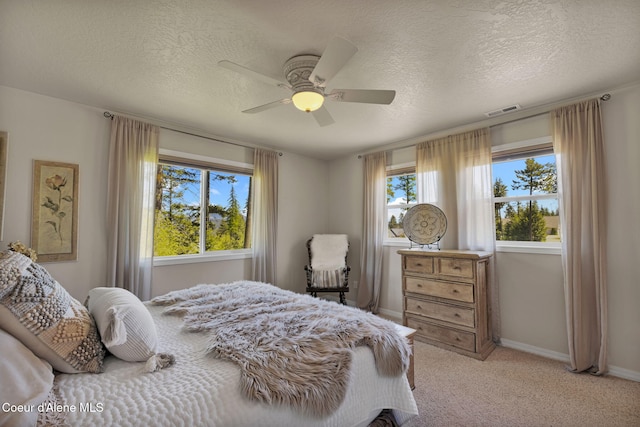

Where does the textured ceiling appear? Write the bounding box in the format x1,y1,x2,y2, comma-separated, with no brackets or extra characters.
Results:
1,1,639,159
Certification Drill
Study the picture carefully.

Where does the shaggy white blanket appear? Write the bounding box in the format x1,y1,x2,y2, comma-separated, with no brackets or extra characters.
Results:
151,281,411,418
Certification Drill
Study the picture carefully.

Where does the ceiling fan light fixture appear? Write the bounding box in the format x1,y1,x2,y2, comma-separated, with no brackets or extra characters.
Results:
292,90,324,112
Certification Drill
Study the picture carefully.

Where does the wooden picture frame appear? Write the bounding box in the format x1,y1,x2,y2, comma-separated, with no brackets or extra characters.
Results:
0,132,7,241
31,160,79,262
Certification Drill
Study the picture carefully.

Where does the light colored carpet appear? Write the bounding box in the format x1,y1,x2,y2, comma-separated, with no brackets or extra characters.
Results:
406,341,640,427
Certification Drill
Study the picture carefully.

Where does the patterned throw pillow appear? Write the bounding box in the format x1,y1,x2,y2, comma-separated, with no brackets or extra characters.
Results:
0,250,105,373
310,268,345,288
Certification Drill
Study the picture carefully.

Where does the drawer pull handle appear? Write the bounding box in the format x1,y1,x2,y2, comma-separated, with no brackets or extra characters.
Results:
416,284,423,288
452,289,459,293
417,305,422,309
454,313,461,317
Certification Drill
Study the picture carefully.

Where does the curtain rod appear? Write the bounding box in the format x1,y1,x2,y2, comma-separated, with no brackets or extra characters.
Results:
103,111,283,156
357,93,611,159
485,93,611,128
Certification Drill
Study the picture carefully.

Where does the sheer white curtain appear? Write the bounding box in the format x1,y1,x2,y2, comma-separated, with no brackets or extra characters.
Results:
553,99,608,375
251,148,279,284
416,128,500,337
106,116,159,301
357,152,387,313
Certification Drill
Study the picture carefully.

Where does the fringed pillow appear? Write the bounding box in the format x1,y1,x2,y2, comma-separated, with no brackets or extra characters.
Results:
87,287,174,372
0,250,105,373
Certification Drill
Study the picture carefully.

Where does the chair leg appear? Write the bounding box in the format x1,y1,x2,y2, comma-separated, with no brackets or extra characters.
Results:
339,292,346,305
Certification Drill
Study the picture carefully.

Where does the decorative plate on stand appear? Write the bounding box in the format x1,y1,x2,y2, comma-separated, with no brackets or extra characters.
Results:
402,204,447,247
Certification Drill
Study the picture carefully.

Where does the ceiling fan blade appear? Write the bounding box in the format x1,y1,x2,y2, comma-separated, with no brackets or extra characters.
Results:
242,98,292,114
218,60,290,90
328,89,396,105
311,105,335,127
309,37,358,88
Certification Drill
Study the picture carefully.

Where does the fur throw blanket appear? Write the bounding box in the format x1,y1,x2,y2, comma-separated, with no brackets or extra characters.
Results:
151,281,411,418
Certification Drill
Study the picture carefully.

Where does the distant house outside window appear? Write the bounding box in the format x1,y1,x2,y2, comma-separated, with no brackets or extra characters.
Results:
492,138,561,252
153,155,252,258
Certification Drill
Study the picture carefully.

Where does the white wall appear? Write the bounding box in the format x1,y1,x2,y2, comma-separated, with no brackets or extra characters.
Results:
0,85,331,302
276,151,330,293
327,83,640,377
601,83,640,374
0,86,110,300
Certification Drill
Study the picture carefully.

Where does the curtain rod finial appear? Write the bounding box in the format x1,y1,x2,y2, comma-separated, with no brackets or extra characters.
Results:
600,93,611,101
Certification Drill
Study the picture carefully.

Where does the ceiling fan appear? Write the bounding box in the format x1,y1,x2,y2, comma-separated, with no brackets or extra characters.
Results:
218,37,396,126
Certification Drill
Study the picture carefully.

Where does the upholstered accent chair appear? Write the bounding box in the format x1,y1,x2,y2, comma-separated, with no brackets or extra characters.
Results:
304,234,350,305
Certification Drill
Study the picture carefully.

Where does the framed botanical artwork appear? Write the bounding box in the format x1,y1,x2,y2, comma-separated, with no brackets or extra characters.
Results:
31,160,79,262
0,132,7,241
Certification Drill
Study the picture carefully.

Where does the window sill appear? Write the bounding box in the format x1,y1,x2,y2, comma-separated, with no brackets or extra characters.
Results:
153,249,252,266
384,239,413,248
496,243,561,255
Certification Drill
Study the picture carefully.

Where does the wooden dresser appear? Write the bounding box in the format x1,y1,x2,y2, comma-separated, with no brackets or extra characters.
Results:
398,249,495,360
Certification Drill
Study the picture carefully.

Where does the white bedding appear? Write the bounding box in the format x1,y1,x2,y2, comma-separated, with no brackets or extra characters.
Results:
52,304,418,427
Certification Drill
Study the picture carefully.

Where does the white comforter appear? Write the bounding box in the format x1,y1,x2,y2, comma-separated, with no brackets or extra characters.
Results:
53,304,418,427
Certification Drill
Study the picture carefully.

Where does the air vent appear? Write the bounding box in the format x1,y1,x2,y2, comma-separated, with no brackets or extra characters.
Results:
484,104,521,117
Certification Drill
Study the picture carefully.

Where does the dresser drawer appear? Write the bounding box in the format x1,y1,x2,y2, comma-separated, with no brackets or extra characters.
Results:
405,276,474,303
405,298,475,328
437,258,474,279
406,317,476,352
403,256,434,274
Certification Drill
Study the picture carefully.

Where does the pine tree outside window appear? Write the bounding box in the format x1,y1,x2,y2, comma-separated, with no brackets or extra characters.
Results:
386,164,417,240
492,138,561,252
153,155,252,259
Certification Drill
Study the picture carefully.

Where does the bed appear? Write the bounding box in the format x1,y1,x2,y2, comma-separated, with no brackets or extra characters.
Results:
0,250,418,427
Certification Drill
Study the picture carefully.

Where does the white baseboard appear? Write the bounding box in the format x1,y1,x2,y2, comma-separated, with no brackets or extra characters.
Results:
608,365,640,382
377,307,402,323
500,339,571,363
500,339,640,382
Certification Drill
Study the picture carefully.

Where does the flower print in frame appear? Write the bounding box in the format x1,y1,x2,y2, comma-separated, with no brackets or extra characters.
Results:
31,160,79,262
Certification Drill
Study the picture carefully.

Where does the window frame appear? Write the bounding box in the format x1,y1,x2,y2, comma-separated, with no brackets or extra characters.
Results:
384,162,417,246
492,137,561,255
153,149,254,266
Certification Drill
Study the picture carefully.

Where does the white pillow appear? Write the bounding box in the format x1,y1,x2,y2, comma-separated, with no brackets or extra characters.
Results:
0,328,54,427
87,287,157,362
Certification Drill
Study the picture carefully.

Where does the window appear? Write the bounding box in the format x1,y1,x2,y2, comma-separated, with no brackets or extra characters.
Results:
386,165,416,239
492,139,560,249
153,154,252,258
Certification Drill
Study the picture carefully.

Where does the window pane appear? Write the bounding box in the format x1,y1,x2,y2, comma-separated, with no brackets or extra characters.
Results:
387,203,409,238
493,155,557,197
495,200,560,242
493,154,560,243
206,172,251,251
154,164,201,255
387,172,416,238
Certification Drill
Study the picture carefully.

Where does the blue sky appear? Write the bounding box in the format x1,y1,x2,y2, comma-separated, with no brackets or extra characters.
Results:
492,154,556,197
387,153,557,210
168,167,251,212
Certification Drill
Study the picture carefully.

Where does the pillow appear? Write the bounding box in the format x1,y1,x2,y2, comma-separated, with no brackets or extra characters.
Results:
0,328,54,427
87,287,157,362
310,268,345,288
0,250,105,374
